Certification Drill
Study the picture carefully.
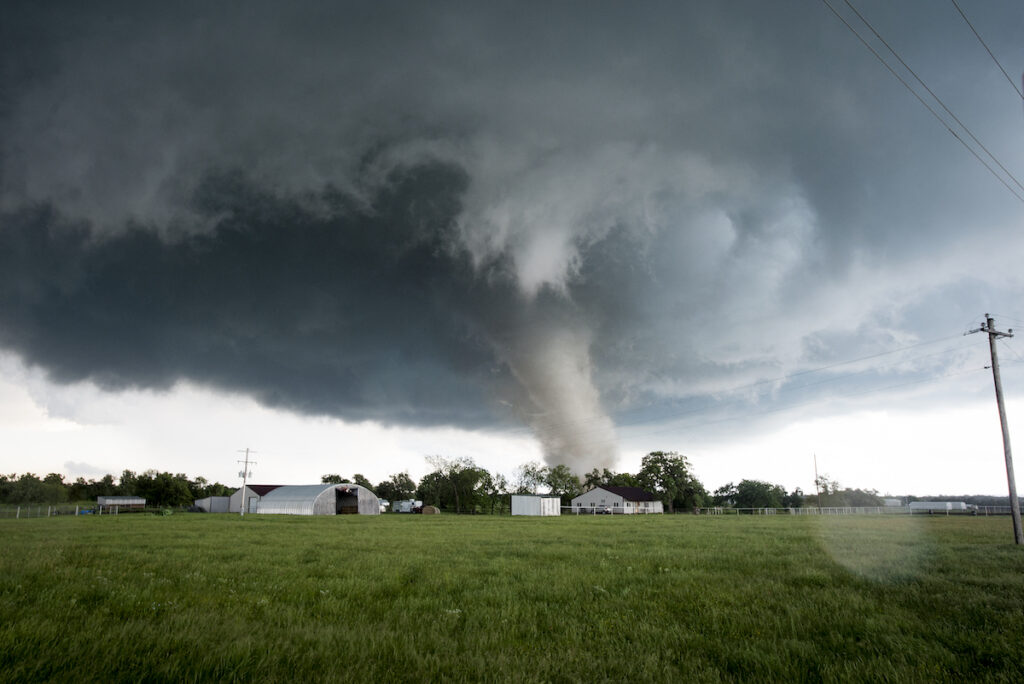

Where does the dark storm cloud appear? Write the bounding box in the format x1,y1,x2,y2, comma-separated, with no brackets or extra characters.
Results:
0,162,514,425
2,1,1022,467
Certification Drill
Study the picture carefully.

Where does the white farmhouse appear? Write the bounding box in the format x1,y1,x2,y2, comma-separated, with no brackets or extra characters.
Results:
570,486,664,514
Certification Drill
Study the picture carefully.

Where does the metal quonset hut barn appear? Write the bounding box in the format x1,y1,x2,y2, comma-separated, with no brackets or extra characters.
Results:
511,494,561,516
256,483,381,516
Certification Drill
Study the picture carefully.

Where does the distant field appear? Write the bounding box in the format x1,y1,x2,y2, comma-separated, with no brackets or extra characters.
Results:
1,514,1022,682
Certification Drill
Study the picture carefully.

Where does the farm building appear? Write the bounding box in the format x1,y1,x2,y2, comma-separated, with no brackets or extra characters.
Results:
97,496,145,512
570,486,664,514
194,496,230,513
229,484,283,514
511,494,561,516
254,483,381,515
909,501,970,512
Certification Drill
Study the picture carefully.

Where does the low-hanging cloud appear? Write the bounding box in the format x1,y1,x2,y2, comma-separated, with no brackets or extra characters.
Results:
2,1,1022,471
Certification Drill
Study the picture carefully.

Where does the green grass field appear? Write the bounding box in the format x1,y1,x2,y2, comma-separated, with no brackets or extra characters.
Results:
1,514,1022,682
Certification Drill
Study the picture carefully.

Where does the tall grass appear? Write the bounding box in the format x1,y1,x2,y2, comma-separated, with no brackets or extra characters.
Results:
1,514,1022,681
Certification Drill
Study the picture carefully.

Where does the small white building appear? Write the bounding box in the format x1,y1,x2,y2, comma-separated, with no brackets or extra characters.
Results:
511,494,561,516
194,496,230,513
97,496,145,512
570,486,664,514
908,501,970,512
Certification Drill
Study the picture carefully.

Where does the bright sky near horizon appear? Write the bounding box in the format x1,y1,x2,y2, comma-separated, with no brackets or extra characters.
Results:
2,1,1023,496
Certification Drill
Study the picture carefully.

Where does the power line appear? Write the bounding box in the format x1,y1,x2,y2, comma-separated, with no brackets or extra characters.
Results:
524,332,968,439
572,364,988,453
524,339,986,453
820,0,1024,203
950,0,1024,101
839,0,1024,196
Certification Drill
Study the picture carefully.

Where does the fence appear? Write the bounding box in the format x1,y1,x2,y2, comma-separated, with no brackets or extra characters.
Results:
0,504,170,519
698,506,1015,516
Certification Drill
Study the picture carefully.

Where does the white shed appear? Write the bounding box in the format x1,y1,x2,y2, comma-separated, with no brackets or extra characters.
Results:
194,496,230,513
570,486,664,514
511,494,561,516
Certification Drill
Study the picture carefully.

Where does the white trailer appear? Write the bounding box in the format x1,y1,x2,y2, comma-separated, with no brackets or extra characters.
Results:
908,501,970,512
511,494,561,516
393,499,423,513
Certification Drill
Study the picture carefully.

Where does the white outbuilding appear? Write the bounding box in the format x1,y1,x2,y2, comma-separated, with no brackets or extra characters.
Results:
570,486,664,514
511,494,561,516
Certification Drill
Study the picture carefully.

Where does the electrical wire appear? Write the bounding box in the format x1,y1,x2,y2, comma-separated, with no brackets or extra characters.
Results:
820,0,1024,203
840,0,1024,196
950,0,1024,101
564,364,989,453
522,334,982,451
522,332,968,438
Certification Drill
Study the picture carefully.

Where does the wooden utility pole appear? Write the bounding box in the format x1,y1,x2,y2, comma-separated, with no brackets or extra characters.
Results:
813,454,822,511
968,314,1022,545
237,448,257,517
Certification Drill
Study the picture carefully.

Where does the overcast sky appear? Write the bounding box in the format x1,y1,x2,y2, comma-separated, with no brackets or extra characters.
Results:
2,0,1023,496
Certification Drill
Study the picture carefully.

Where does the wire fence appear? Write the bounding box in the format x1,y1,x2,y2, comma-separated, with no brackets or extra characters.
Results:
0,504,170,519
698,506,1016,516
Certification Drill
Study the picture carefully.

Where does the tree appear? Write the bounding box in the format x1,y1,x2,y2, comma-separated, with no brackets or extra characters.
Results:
783,488,804,508
712,482,737,507
636,451,706,513
513,461,548,494
416,470,447,508
544,465,581,505
119,469,138,495
733,479,786,509
425,455,485,513
376,471,417,503
480,471,508,514
321,474,345,484
351,473,374,490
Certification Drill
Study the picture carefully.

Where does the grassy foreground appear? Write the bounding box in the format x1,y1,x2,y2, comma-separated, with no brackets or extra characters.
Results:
1,514,1022,682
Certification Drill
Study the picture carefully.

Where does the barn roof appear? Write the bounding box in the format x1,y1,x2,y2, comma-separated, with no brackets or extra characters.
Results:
246,484,284,496
598,485,660,502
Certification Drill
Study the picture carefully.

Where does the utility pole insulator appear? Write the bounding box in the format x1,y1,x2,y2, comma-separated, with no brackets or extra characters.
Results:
237,448,258,518
969,314,1023,545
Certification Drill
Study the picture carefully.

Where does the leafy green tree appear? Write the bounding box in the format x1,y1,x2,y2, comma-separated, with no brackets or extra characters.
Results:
425,456,486,513
783,488,804,508
733,479,786,508
134,471,192,507
8,473,47,504
321,474,345,484
416,470,447,508
712,482,737,507
607,471,640,488
514,461,548,494
480,471,509,514
636,451,706,512
351,474,374,490
544,465,581,505
118,469,138,495
376,471,417,503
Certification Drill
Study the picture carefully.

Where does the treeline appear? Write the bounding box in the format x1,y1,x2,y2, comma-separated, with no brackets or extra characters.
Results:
2,453,892,512
329,453,886,513
0,471,232,507
330,452,714,514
